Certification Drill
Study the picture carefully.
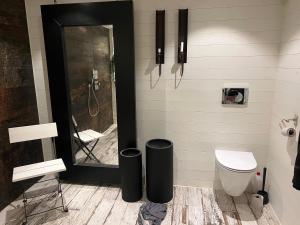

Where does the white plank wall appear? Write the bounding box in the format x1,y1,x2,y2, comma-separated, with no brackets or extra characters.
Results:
133,0,282,187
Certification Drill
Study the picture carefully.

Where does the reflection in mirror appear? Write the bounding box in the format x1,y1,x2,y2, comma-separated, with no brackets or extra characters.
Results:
63,25,118,167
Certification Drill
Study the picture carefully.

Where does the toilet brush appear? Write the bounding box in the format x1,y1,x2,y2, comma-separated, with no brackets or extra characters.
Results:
257,167,269,205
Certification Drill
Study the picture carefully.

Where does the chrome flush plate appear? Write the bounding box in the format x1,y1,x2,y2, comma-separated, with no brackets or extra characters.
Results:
222,87,249,105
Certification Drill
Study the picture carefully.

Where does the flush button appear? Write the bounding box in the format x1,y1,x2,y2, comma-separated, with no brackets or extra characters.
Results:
222,88,248,105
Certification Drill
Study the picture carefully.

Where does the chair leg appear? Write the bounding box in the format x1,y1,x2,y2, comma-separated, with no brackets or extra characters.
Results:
57,177,68,212
86,139,99,158
89,153,101,163
75,140,93,160
81,147,93,160
22,190,28,225
81,141,101,163
75,138,100,163
81,145,95,162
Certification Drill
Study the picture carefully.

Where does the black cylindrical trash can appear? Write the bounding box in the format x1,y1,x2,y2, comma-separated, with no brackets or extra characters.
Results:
146,139,173,203
120,148,142,202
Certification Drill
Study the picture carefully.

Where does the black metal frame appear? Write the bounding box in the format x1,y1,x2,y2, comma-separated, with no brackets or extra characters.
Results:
21,176,68,225
41,1,136,185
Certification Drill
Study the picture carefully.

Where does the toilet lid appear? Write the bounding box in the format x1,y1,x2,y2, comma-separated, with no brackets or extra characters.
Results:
215,149,257,172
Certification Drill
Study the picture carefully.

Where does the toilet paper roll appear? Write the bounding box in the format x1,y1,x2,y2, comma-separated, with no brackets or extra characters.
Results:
250,194,264,218
281,127,296,137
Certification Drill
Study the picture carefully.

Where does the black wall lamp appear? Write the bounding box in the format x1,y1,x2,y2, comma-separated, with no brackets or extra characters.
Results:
178,9,188,76
156,10,165,76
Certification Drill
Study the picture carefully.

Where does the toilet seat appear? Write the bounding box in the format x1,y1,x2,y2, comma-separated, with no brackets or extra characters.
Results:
215,149,257,173
216,161,255,173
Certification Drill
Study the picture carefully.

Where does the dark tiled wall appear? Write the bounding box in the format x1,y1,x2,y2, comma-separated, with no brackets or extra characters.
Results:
64,26,114,133
0,0,43,210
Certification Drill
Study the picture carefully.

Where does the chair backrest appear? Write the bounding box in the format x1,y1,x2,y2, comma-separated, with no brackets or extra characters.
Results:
72,115,78,128
71,116,80,138
8,123,58,143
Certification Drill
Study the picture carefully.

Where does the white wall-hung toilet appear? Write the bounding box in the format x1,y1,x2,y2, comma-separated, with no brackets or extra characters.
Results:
215,149,257,196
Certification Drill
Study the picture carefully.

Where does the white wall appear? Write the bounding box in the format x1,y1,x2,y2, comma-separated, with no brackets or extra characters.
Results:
267,0,300,224
25,0,281,186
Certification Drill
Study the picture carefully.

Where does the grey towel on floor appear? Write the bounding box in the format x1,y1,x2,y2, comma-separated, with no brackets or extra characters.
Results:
137,202,167,225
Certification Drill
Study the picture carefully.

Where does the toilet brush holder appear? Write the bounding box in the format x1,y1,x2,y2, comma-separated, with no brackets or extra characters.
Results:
257,167,269,205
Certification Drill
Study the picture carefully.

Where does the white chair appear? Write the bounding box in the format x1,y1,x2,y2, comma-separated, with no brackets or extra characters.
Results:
8,123,68,225
72,116,104,163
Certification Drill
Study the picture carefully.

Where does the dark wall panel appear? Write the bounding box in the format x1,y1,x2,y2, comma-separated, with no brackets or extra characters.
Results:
0,0,43,210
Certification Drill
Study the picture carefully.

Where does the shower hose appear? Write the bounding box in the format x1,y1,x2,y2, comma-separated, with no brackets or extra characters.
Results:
88,81,100,117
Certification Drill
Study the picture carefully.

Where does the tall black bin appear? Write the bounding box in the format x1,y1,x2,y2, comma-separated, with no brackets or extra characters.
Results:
146,139,173,203
120,148,142,202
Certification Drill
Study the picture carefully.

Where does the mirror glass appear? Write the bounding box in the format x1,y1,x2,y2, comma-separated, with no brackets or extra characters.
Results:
63,25,118,167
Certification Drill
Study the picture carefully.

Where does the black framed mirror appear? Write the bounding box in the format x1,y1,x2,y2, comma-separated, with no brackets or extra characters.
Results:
41,1,136,185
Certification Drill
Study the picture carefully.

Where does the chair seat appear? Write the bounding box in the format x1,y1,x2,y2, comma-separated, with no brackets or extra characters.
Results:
12,158,66,183
74,129,104,143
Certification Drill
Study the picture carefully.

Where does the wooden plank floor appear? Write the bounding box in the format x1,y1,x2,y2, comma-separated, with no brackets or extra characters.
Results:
0,184,281,225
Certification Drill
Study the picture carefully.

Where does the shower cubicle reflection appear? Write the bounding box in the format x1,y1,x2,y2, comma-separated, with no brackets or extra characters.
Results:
64,25,118,166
